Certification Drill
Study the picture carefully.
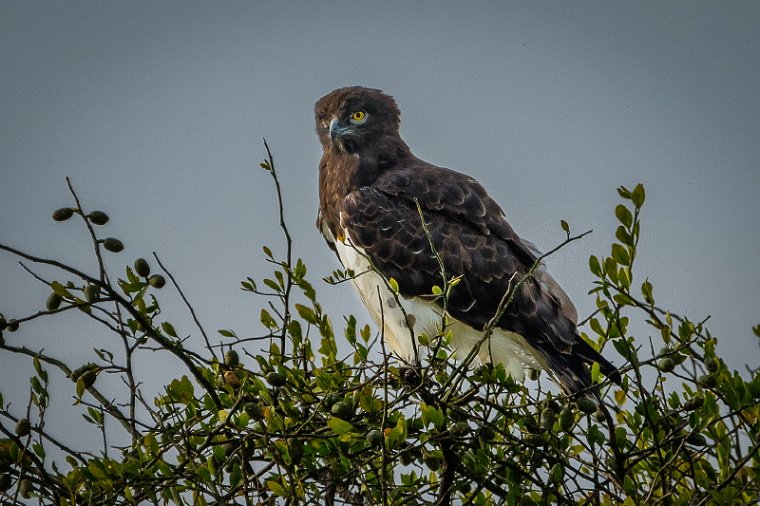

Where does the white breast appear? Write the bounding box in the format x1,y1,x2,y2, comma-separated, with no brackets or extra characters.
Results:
331,227,541,382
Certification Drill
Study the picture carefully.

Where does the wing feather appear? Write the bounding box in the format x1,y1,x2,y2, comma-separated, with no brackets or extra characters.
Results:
341,165,620,390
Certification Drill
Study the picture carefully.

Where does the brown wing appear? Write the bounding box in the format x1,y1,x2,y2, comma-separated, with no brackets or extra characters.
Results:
342,164,619,391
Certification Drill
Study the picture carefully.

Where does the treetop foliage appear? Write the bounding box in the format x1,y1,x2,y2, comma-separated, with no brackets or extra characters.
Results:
0,147,758,505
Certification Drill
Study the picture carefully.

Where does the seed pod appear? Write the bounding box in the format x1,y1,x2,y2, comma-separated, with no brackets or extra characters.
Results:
6,320,19,332
46,292,63,311
331,401,353,420
224,350,240,367
423,453,442,471
80,370,97,388
697,374,717,389
134,258,151,277
148,275,166,289
87,211,109,225
686,432,707,446
52,207,75,221
223,370,241,388
657,357,676,373
705,358,719,372
84,284,100,303
15,418,31,437
540,407,556,430
367,429,384,446
102,238,124,252
19,478,33,498
265,371,286,387
683,395,704,411
575,397,598,415
559,407,575,431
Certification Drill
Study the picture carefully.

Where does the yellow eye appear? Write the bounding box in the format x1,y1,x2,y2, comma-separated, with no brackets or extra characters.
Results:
350,110,368,124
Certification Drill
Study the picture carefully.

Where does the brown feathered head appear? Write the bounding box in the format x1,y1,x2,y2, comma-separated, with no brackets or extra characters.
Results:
315,87,402,154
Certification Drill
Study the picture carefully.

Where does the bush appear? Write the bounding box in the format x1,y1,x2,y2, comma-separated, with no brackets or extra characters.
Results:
0,149,758,505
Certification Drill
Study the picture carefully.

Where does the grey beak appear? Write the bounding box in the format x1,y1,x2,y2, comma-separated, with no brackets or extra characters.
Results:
329,118,344,142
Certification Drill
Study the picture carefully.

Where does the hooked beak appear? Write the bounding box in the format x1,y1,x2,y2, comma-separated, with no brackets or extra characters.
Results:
329,118,346,142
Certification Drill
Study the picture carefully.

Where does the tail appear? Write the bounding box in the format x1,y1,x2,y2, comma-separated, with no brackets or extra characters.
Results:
541,336,621,395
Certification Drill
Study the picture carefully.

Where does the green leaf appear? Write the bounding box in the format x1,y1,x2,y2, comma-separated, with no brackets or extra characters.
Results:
590,361,602,384
589,255,602,276
641,280,654,305
327,416,355,435
632,183,646,207
295,304,318,325
611,244,630,266
615,204,633,227
267,480,286,497
260,308,278,329
50,281,73,299
421,403,444,429
161,321,178,338
615,226,633,247
76,377,86,398
388,277,399,294
166,376,194,403
560,219,570,233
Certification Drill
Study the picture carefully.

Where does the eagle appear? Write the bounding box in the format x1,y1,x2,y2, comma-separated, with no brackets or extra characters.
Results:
315,86,619,393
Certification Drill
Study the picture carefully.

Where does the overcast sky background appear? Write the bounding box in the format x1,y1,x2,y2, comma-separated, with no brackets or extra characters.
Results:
1,1,759,451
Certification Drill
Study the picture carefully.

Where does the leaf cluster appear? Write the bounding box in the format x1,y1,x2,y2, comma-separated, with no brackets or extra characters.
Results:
0,165,757,505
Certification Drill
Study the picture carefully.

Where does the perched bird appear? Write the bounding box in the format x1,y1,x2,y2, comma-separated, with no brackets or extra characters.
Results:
315,86,619,393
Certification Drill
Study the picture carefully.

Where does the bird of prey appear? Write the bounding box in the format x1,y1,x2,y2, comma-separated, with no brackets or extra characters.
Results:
315,86,619,393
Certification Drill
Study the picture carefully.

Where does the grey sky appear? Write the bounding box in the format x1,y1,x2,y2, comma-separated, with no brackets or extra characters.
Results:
1,2,759,438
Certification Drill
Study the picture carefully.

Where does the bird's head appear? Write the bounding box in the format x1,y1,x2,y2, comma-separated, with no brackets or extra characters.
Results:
315,86,401,155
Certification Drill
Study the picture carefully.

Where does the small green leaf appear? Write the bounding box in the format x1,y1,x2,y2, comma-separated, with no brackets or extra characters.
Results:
295,304,318,324
388,277,399,294
632,183,646,207
617,186,632,199
327,416,355,435
589,255,602,276
560,219,570,233
590,361,602,383
161,321,178,338
611,244,630,266
50,281,73,299
260,308,278,328
266,480,286,497
641,280,654,305
615,204,633,227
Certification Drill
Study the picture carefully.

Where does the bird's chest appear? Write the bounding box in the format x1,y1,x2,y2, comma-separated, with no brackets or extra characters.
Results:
330,227,442,361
